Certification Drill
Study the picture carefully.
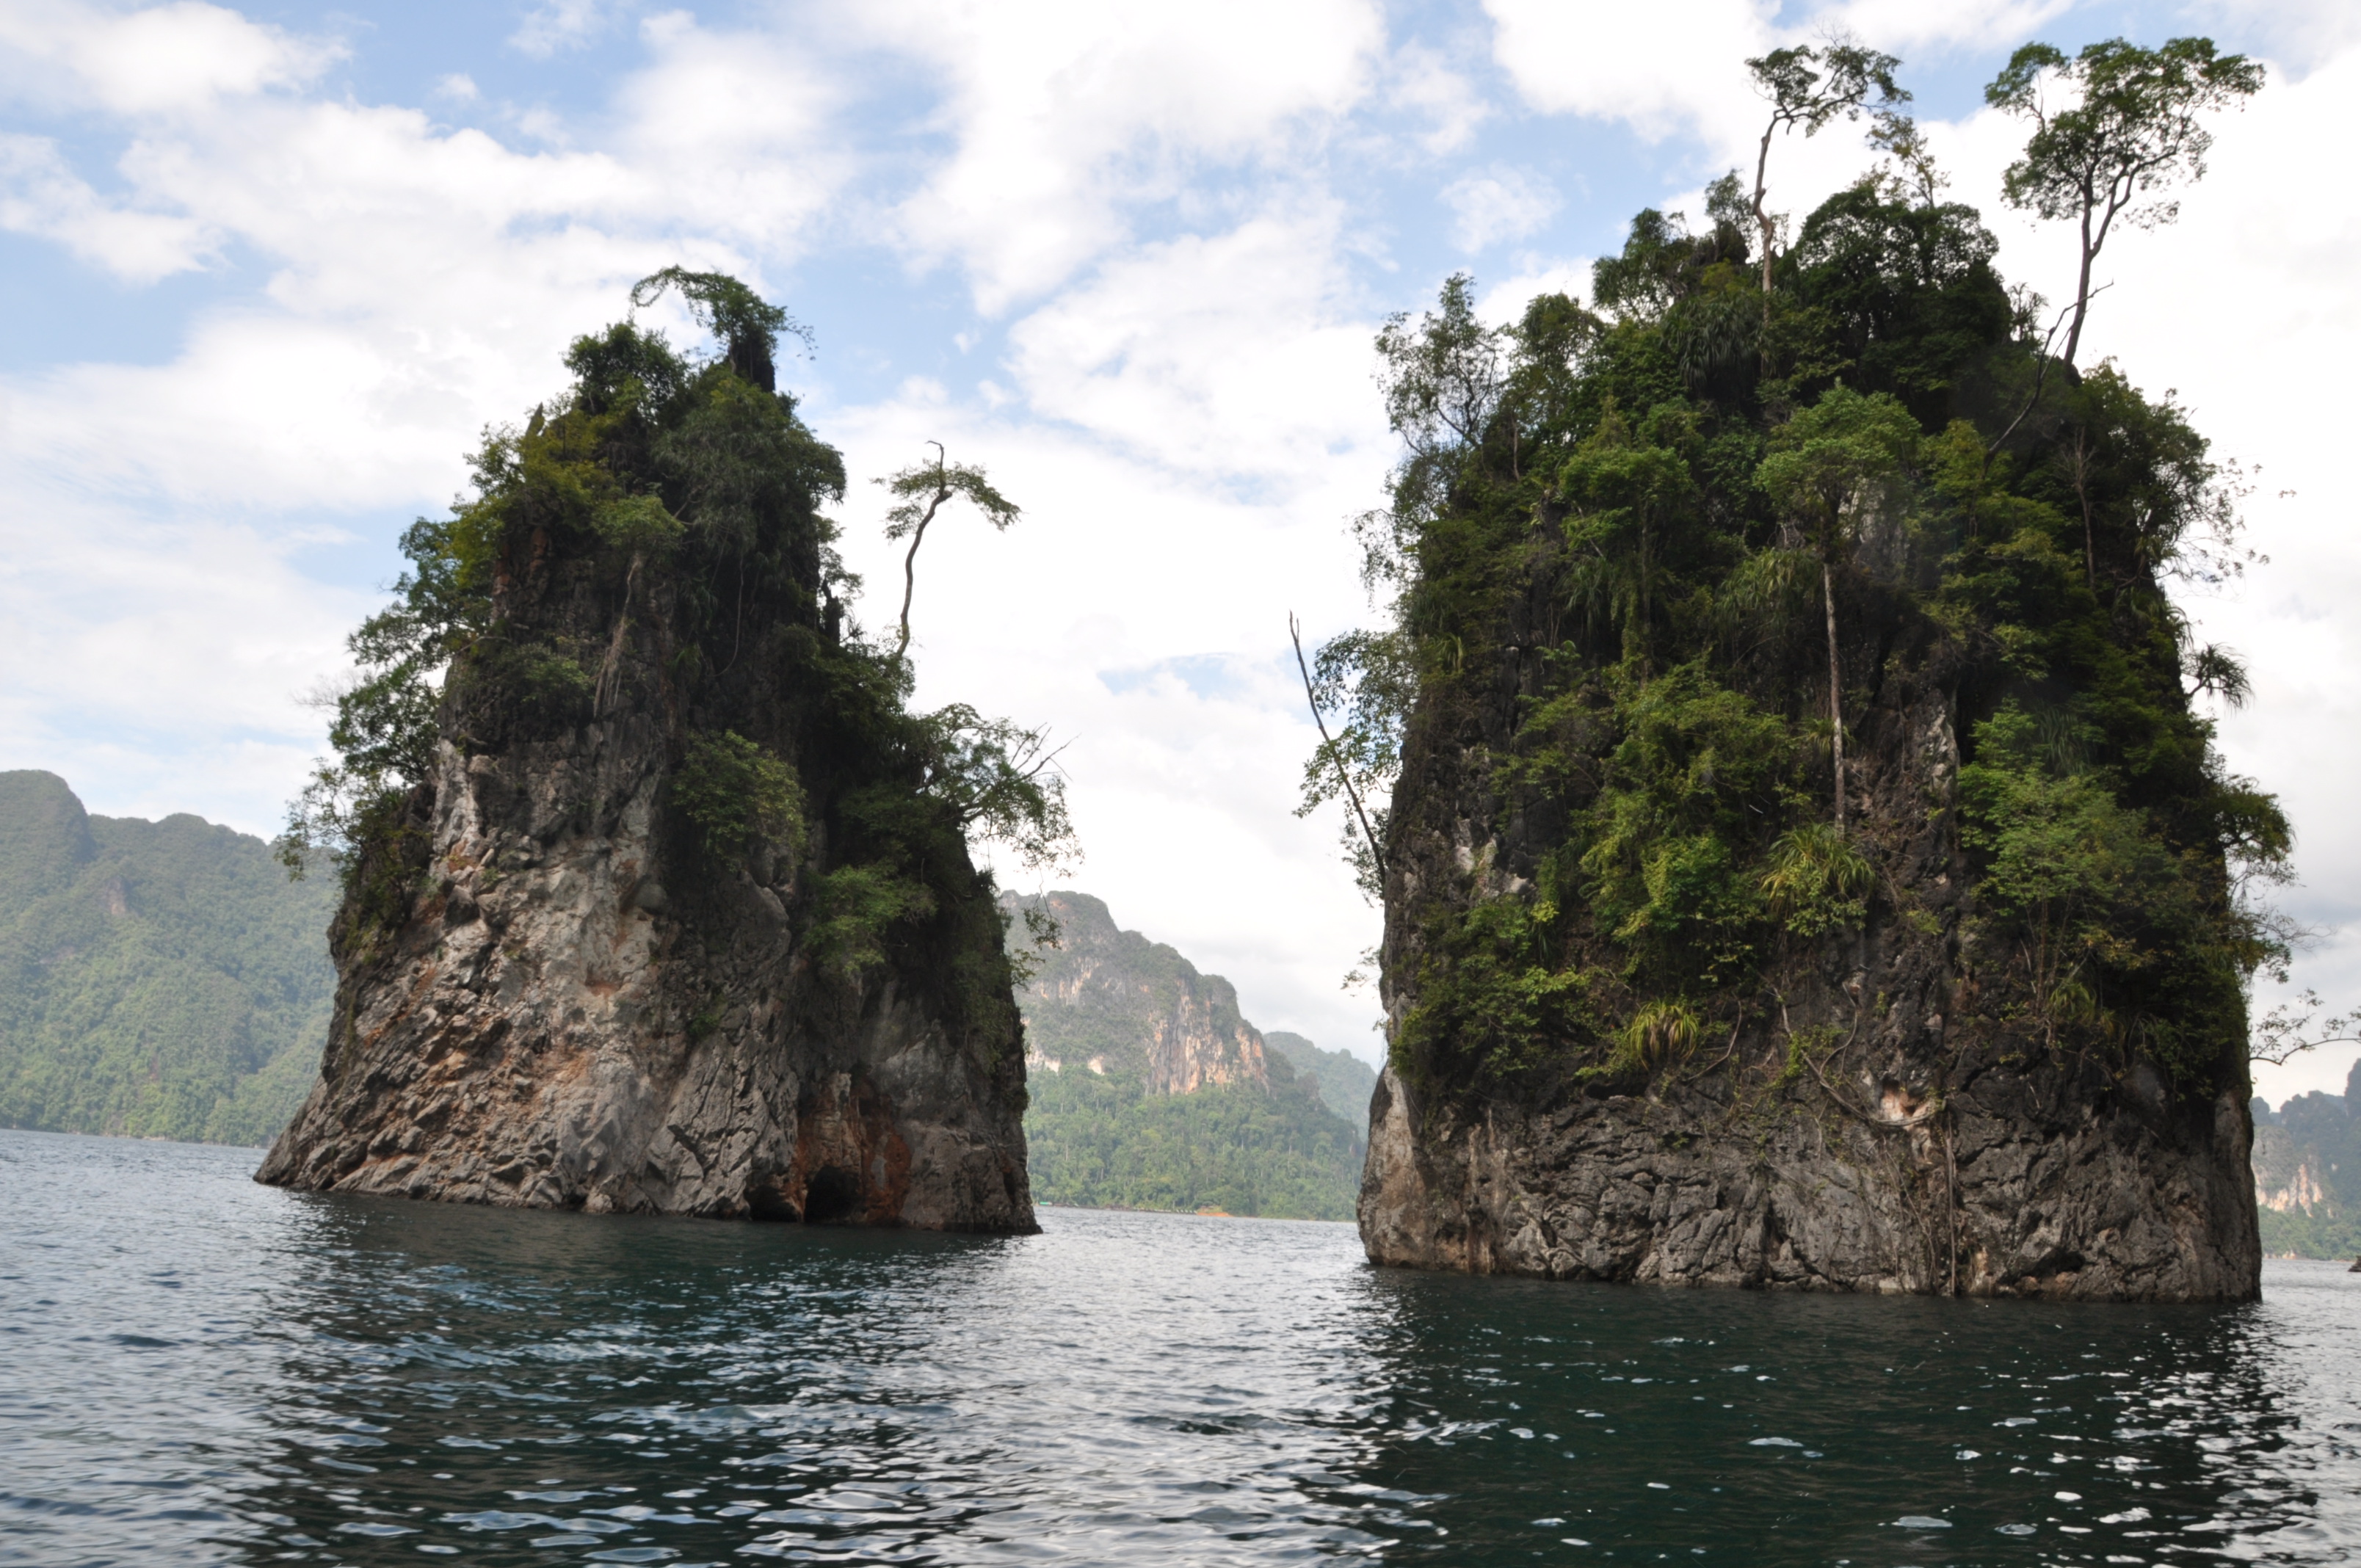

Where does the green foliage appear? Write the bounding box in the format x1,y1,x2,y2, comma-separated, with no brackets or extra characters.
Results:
2255,1204,2361,1263
630,266,810,392
1021,1064,1364,1222
1959,703,2273,1081
1324,46,2282,1105
672,730,807,863
0,772,337,1146
1760,823,1875,936
1756,386,1920,542
914,705,1075,876
877,441,1021,659
811,865,935,980
1986,36,2263,364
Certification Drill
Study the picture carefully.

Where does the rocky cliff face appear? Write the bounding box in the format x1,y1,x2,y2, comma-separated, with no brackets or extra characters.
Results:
258,299,1033,1231
2252,1128,2331,1216
1007,891,1270,1094
1360,633,2258,1299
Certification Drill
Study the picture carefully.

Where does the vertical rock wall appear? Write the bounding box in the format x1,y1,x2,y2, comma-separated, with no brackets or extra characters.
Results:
1360,617,2258,1302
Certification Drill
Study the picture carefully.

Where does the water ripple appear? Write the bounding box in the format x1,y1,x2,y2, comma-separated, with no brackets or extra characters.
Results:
2,1128,2359,1564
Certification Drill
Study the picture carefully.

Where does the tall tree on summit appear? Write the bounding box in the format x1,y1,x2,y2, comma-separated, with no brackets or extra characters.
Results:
1985,37,2263,368
1744,39,1907,313
878,441,1020,661
630,266,812,393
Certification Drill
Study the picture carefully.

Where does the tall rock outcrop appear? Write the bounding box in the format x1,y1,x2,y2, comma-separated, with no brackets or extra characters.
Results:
1006,891,1272,1093
1346,192,2273,1300
259,281,1034,1230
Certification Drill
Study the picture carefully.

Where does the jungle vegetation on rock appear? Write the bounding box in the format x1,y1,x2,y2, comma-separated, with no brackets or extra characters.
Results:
1305,35,2285,1114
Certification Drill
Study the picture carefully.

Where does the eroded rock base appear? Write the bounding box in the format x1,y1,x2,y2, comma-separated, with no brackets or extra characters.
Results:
1360,1063,2256,1302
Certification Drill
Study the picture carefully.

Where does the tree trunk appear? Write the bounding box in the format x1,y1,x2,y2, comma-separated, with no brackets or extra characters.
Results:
1823,559,1845,834
2063,188,2097,367
1754,123,1778,322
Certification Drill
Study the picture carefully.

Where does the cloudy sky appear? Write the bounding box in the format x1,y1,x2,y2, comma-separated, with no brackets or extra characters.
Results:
3,0,2356,1098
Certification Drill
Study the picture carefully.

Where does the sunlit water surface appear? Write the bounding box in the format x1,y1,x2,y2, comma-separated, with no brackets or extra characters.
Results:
2,1128,2357,1566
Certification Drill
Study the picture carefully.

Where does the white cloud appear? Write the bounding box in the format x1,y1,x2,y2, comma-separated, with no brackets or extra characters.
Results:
509,0,626,59
1483,0,1772,144
1002,206,1388,480
1476,258,1592,322
1443,164,1559,251
0,134,216,280
0,0,338,116
1385,40,1489,156
816,391,1389,1058
1818,0,2071,57
853,0,1386,311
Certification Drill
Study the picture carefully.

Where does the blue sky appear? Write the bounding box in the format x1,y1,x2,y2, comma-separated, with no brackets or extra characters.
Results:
4,0,2358,1093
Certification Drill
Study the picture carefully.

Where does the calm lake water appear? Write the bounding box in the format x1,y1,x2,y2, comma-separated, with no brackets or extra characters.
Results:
2,1129,2357,1566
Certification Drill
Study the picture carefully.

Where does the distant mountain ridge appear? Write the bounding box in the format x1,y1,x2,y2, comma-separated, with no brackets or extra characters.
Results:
2252,1066,2361,1260
0,772,338,1145
1265,1031,1377,1139
1004,891,1368,1219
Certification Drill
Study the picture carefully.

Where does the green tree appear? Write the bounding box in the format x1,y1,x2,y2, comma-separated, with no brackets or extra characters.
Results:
672,730,806,863
1753,387,1920,832
878,441,1020,661
1744,39,1908,306
1985,37,2263,366
630,265,810,392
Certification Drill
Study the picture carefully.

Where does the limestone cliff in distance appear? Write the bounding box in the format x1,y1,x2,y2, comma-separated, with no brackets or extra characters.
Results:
1006,890,1366,1219
2251,1067,2361,1260
258,277,1035,1230
1266,1031,1379,1138
1011,890,1274,1092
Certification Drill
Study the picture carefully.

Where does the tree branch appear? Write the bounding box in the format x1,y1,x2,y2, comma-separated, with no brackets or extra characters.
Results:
1291,611,1388,888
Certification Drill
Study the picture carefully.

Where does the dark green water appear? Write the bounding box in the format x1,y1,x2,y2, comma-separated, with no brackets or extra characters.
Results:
3,1128,2356,1565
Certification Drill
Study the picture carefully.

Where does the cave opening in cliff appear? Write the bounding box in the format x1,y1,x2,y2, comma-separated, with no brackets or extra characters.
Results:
803,1166,863,1224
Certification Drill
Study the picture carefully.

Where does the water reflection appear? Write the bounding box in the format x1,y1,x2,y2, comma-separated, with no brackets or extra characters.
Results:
1337,1267,2361,1561
1,1129,2355,1567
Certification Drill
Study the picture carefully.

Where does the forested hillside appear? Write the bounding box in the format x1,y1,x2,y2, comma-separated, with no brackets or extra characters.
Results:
0,772,337,1145
1007,891,1366,1219
1267,1031,1378,1137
